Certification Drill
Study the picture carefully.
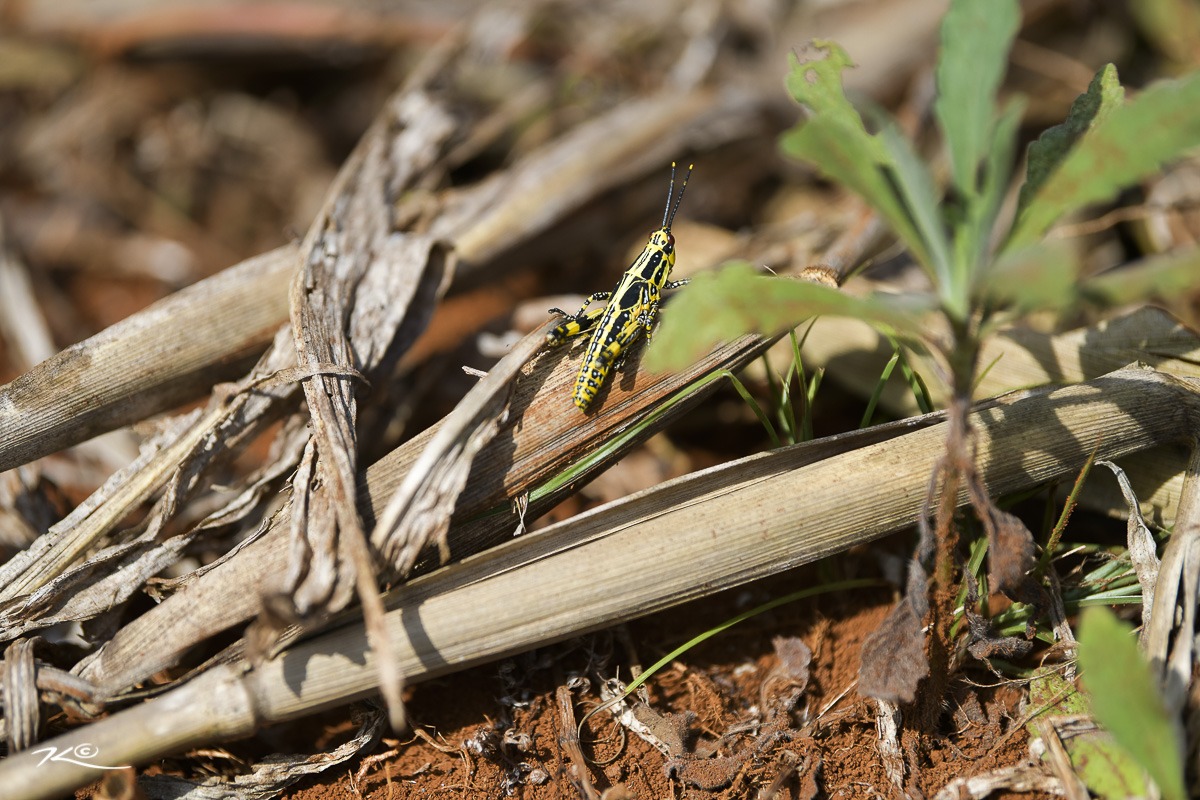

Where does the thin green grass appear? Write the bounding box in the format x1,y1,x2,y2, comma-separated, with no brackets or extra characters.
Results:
578,577,886,736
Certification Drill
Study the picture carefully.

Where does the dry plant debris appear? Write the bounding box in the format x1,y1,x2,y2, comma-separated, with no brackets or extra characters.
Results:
0,1,1199,799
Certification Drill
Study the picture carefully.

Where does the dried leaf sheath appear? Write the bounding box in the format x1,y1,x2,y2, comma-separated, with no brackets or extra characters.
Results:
279,91,456,730
283,90,454,615
370,323,549,577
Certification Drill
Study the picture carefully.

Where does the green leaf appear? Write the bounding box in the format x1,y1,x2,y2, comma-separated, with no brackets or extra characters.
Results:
933,0,1021,199
1077,606,1186,800
646,263,931,372
1027,670,1152,800
965,97,1024,267
876,122,954,308
1017,64,1124,219
1082,248,1200,307
781,44,932,272
784,41,875,122
1010,69,1200,248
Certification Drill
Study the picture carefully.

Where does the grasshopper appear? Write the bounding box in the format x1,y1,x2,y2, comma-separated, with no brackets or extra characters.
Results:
547,162,693,411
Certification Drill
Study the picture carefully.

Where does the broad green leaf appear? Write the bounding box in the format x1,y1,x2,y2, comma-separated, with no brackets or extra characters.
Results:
1010,69,1200,248
646,263,930,371
1078,606,1186,800
781,44,932,271
980,240,1078,315
784,42,877,122
1082,248,1200,307
1027,671,1151,800
1016,64,1124,219
933,0,1020,199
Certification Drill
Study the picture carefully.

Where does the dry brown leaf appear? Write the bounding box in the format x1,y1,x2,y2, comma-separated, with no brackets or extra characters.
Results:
984,507,1046,609
858,595,929,705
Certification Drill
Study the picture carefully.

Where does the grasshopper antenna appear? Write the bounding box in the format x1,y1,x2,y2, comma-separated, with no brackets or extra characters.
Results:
664,162,694,230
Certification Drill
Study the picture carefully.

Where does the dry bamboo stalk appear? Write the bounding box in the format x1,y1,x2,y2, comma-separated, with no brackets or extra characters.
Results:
804,305,1200,520
4,364,1198,800
0,246,295,472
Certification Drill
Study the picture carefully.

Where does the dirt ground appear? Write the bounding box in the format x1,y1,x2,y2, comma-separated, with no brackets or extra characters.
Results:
253,561,1038,800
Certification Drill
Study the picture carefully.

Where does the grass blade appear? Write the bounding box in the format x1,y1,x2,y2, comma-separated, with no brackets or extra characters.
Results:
860,347,902,428
722,370,781,449
618,578,884,698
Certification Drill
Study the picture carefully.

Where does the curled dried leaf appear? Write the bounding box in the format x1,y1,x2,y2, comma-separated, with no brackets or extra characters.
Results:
858,596,929,705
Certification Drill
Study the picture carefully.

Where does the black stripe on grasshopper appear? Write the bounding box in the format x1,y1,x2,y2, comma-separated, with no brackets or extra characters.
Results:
546,162,693,411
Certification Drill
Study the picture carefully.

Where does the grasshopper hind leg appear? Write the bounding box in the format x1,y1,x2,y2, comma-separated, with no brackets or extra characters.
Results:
555,291,611,321
546,295,610,346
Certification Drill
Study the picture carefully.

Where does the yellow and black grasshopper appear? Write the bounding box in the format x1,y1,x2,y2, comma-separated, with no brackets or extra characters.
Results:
547,162,693,411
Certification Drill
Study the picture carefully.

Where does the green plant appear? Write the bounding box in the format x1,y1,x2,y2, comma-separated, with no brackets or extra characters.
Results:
648,0,1200,717
1078,607,1186,800
1026,668,1155,799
